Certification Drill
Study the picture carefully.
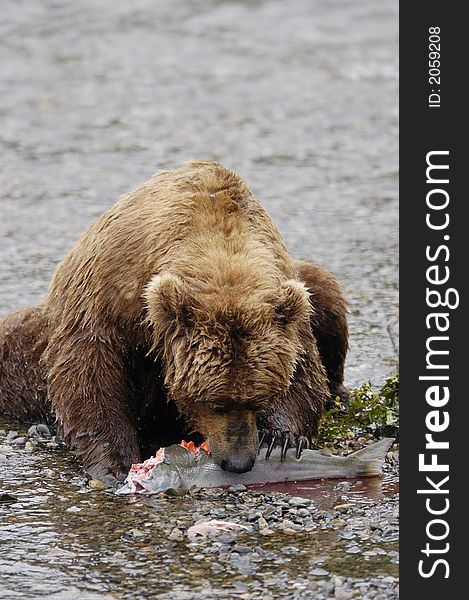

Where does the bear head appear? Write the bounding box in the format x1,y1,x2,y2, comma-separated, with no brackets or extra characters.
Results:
145,272,312,473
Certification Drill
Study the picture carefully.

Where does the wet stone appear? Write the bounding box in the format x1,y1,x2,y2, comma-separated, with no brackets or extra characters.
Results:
335,503,354,513
13,437,28,446
168,528,184,541
334,588,354,600
37,424,52,437
24,441,36,452
233,545,252,554
247,512,261,522
289,496,311,507
310,568,329,576
228,484,247,492
281,546,299,554
318,580,334,592
333,481,352,492
89,479,107,491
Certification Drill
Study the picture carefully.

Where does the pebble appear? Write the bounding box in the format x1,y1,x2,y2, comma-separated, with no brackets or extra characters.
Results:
89,479,107,491
318,580,334,592
281,546,299,554
263,506,277,518
0,420,399,599
247,512,261,522
289,496,311,507
13,437,28,446
37,424,51,437
333,481,352,492
228,484,247,492
334,503,354,513
6,430,18,440
310,568,329,576
169,527,184,541
334,587,354,600
233,545,252,554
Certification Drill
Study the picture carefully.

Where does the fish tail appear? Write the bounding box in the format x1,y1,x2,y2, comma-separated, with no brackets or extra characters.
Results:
348,438,395,476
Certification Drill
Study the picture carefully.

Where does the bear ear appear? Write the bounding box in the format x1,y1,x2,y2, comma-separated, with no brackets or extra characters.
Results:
272,280,311,325
145,273,193,328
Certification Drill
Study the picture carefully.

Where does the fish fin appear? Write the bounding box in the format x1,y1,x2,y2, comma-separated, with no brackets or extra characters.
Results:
350,438,395,460
348,438,395,477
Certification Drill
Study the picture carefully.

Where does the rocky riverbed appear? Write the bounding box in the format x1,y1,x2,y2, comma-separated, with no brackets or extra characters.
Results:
1,420,398,599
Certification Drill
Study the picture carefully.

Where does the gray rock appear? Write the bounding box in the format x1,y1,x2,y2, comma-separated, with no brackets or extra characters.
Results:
289,496,311,507
233,545,252,554
333,481,352,492
24,441,36,452
169,528,184,541
281,546,299,554
310,568,329,576
334,587,354,600
228,484,247,492
13,436,28,445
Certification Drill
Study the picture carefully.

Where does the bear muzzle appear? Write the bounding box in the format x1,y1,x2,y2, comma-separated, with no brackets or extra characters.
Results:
220,455,256,474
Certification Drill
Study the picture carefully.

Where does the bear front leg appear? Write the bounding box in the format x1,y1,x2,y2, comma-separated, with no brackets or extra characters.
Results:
257,354,329,459
45,331,140,485
295,260,350,402
0,306,51,424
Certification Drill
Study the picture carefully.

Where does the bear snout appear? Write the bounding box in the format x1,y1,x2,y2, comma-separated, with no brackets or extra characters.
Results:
220,455,256,474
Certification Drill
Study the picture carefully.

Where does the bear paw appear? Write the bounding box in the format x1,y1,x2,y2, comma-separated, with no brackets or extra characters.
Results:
258,429,310,460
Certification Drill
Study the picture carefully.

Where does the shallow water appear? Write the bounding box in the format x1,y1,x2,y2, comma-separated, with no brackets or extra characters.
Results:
1,419,398,599
1,0,398,596
252,471,399,506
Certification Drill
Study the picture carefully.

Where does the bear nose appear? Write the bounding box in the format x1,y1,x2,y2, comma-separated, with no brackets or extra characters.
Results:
220,456,255,474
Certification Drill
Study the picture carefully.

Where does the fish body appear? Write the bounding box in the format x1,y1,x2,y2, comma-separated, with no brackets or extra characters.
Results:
116,438,394,495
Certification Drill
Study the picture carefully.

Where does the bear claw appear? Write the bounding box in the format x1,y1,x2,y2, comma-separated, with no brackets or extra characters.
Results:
258,429,308,460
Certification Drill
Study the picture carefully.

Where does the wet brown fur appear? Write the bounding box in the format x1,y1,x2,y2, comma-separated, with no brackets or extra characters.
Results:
0,161,348,481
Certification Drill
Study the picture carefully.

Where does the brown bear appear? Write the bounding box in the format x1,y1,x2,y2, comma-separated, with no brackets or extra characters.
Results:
0,161,348,485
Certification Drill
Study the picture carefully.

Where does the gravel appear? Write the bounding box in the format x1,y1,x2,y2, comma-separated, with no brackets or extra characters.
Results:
1,422,399,599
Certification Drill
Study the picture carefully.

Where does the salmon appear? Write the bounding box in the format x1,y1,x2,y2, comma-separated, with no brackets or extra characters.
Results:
116,438,394,495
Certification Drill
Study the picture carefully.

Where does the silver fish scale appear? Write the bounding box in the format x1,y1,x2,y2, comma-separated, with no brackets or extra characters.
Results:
116,439,394,495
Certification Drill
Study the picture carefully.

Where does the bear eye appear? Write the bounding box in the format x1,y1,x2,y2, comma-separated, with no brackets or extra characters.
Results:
208,404,228,415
